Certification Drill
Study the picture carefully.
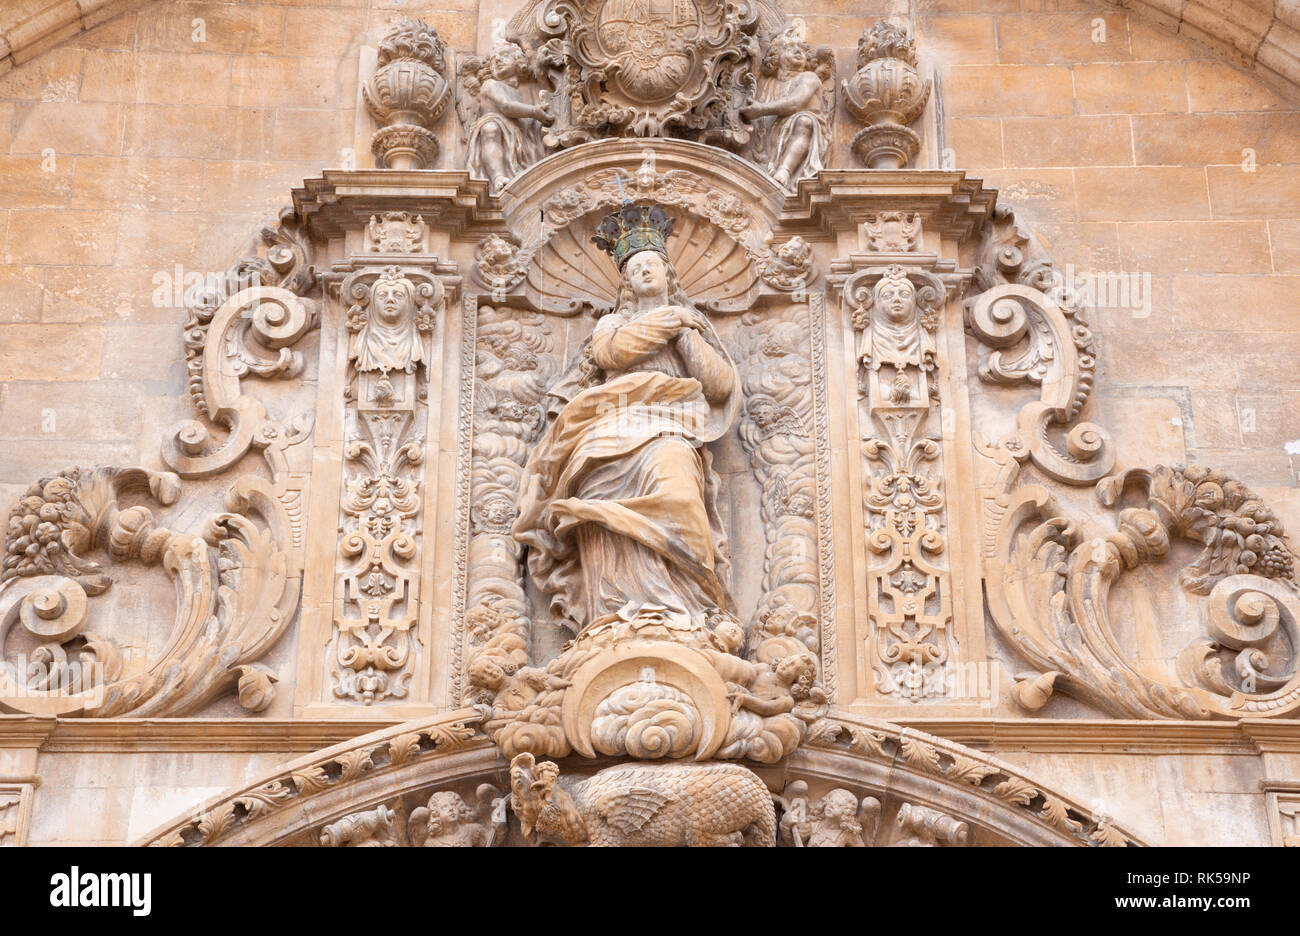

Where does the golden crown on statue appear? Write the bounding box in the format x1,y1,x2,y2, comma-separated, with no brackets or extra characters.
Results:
592,203,676,269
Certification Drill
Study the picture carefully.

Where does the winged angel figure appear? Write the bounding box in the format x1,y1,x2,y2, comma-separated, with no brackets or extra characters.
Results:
455,40,554,193
741,23,835,189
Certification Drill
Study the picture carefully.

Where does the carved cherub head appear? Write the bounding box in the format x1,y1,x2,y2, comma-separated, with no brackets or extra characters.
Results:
762,22,833,81
819,788,863,833
488,41,527,82
763,24,812,76
775,651,818,688
467,655,507,691
707,610,746,654
424,790,475,836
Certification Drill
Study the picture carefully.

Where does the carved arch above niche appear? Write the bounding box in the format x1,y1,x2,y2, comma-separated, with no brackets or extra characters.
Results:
473,138,808,314
134,708,1146,847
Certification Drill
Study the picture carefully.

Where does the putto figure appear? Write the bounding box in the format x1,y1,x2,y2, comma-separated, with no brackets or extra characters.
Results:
456,41,554,193
408,787,507,847
741,24,834,189
513,203,741,640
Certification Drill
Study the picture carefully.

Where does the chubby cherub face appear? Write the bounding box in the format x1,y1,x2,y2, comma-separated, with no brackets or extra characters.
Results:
778,42,809,73
711,617,745,653
821,789,859,825
776,652,816,684
490,44,525,81
468,656,506,690
426,792,470,834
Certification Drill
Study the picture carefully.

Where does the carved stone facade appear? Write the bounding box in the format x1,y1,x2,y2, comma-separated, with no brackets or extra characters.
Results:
1,0,1299,849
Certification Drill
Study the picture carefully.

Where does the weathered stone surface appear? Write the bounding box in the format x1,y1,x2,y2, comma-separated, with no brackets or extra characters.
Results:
0,0,1297,851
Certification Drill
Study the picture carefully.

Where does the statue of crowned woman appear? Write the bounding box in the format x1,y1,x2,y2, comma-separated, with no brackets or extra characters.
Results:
513,203,743,646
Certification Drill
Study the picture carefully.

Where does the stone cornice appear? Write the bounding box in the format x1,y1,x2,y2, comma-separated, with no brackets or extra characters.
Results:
780,170,998,244
0,715,56,749
4,714,1297,756
0,716,395,754
899,718,1300,755
292,170,498,242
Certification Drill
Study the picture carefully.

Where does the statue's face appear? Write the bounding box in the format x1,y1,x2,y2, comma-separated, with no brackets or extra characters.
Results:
435,800,461,827
874,277,915,323
777,653,812,683
470,658,504,689
373,280,413,325
626,250,669,300
713,618,744,651
491,46,523,80
778,43,807,73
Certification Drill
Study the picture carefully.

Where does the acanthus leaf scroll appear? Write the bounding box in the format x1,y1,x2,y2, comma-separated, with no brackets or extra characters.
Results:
984,459,1300,719
1,207,319,719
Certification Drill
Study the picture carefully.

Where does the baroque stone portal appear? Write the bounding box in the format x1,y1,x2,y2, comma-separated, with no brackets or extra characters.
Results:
3,0,1292,849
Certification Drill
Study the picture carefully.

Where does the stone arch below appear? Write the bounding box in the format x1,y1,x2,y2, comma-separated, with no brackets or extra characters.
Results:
134,709,1148,846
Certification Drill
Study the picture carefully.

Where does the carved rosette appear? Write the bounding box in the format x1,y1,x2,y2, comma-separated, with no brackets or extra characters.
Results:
364,20,451,169
842,22,931,169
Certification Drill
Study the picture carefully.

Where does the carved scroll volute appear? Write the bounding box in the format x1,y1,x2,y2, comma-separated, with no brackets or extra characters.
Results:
164,287,318,479
966,205,1113,486
0,467,297,717
988,463,1300,720
966,284,1112,485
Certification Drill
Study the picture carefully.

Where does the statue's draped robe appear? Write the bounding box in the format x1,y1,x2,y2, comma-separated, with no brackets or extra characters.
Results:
350,313,424,374
465,79,536,183
759,72,829,182
858,309,935,371
514,306,741,633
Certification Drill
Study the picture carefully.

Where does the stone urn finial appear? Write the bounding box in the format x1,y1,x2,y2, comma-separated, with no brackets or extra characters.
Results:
363,19,451,170
842,21,932,169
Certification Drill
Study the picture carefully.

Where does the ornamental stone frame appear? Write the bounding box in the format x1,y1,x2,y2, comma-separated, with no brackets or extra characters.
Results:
2,1,1299,848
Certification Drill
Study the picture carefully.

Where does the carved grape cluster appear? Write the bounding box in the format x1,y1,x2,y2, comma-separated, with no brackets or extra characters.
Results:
3,473,90,581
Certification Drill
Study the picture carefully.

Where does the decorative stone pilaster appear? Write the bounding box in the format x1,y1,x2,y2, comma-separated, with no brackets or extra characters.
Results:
842,22,932,169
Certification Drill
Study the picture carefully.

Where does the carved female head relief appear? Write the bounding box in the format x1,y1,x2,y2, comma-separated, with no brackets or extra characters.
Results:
873,267,918,325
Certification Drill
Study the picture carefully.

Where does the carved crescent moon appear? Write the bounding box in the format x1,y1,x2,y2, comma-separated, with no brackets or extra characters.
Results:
561,640,731,760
